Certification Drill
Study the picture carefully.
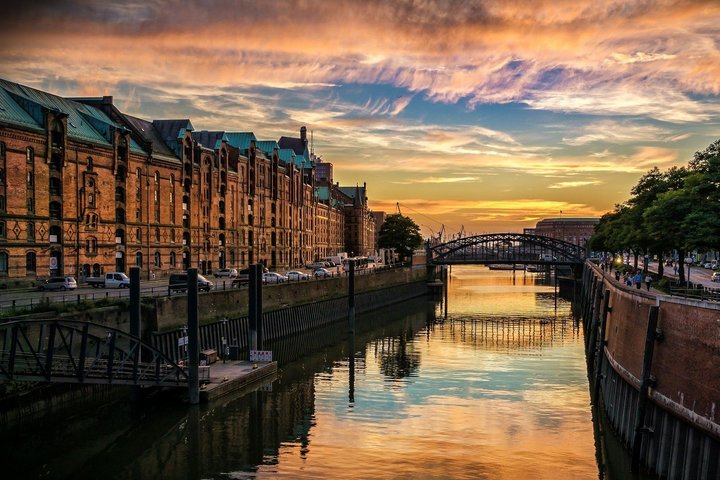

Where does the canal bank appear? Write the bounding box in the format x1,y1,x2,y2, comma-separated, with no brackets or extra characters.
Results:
581,262,720,479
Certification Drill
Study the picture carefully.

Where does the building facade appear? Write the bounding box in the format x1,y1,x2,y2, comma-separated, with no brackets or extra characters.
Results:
534,217,598,246
0,80,373,281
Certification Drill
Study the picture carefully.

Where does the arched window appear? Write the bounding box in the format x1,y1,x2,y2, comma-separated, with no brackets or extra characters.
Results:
26,252,36,273
154,251,161,268
135,251,143,267
85,236,97,254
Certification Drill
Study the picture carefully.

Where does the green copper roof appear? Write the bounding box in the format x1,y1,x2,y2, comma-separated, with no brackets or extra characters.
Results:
0,85,40,130
278,148,296,164
316,185,330,201
225,132,256,151
256,140,278,157
0,79,112,147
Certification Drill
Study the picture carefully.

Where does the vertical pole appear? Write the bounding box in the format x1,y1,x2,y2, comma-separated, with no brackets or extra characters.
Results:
631,305,660,473
129,267,140,339
348,259,355,334
256,264,263,350
444,265,448,320
187,268,200,405
249,264,258,354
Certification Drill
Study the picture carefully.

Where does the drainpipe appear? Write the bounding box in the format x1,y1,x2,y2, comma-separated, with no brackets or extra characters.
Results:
75,147,80,278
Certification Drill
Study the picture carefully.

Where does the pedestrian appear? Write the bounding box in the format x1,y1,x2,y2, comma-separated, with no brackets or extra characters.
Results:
673,264,678,276
645,274,652,291
634,272,643,289
615,270,621,281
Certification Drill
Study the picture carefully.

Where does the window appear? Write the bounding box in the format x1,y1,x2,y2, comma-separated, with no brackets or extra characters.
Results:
0,196,4,212
155,227,160,242
170,229,176,243
135,252,143,267
86,157,93,171
0,142,4,159
27,222,35,241
0,221,6,239
27,171,34,187
26,147,33,163
0,252,7,274
0,168,5,185
169,251,176,268
26,252,36,273
26,197,34,213
136,228,142,242
154,251,161,268
85,213,97,229
85,236,97,254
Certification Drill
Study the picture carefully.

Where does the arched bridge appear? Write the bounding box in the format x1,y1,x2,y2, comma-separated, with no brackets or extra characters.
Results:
428,233,586,266
0,319,188,387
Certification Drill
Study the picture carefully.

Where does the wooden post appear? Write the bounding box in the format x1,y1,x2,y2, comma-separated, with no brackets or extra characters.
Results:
187,268,200,405
631,305,659,472
348,259,356,334
249,264,258,353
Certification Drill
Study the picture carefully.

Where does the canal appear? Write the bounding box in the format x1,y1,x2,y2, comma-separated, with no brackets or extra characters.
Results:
3,266,650,479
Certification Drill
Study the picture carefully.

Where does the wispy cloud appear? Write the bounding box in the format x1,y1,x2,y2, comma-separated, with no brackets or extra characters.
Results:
548,180,603,189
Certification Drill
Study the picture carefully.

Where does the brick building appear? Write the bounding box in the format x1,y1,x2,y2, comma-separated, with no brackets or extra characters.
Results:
534,217,598,246
0,79,373,281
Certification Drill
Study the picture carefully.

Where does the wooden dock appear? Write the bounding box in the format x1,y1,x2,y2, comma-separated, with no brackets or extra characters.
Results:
198,360,277,402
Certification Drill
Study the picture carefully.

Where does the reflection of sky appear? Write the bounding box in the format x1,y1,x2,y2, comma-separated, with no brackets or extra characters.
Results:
261,267,597,479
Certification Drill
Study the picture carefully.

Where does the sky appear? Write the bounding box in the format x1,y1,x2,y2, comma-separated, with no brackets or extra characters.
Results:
1,0,719,238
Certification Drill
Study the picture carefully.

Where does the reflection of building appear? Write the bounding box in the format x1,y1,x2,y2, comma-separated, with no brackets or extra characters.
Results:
534,218,598,246
0,79,375,280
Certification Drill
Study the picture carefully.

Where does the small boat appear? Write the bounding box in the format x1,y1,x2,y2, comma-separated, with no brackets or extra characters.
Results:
488,264,516,270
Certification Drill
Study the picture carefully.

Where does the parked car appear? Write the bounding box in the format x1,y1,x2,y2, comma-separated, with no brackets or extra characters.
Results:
168,273,214,292
313,268,333,279
263,272,288,284
231,268,250,287
311,261,327,270
703,262,713,269
712,272,720,283
36,276,77,291
214,268,238,278
86,272,130,288
285,271,309,281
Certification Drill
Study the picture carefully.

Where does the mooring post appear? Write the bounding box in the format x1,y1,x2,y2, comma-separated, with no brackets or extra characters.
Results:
631,304,660,473
249,264,258,353
348,259,356,334
187,268,200,405
255,264,263,350
129,267,140,339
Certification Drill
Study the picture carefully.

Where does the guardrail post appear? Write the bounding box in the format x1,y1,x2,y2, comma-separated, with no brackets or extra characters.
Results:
348,259,356,334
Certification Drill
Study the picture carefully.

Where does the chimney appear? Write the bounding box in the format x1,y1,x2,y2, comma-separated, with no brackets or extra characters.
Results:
300,126,307,143
102,96,113,105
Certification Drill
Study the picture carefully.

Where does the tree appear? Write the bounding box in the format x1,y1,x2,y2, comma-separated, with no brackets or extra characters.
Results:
378,214,423,263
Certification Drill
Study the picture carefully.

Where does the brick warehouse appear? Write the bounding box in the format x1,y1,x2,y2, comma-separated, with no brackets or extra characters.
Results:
0,79,377,282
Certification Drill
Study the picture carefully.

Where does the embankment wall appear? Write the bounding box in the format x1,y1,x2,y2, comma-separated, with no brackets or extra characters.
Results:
582,264,720,479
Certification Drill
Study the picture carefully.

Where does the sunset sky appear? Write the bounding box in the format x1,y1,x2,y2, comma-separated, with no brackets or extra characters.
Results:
1,0,719,237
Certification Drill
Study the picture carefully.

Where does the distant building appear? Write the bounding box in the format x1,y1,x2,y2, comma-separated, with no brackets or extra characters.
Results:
534,218,598,246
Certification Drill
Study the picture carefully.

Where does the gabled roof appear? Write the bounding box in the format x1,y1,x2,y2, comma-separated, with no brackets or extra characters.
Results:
0,84,40,130
153,119,193,157
256,140,278,158
278,135,305,155
278,148,296,165
192,130,227,151
225,132,256,153
339,185,367,207
122,114,180,161
0,78,114,147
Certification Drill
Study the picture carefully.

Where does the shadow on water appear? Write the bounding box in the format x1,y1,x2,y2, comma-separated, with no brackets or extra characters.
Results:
0,297,434,480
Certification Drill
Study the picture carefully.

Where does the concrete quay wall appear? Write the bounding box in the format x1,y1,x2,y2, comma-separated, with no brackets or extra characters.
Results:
582,264,720,479
151,266,427,332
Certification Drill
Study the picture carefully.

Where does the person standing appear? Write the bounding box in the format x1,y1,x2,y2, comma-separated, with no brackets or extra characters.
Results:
645,273,652,291
634,271,643,289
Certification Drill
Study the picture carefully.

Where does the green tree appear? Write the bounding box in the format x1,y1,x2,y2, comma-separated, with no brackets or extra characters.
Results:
378,214,423,262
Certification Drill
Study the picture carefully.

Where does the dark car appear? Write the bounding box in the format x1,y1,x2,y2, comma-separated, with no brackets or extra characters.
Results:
168,273,214,292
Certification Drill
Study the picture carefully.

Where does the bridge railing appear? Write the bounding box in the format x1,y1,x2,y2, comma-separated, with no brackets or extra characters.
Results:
0,319,188,386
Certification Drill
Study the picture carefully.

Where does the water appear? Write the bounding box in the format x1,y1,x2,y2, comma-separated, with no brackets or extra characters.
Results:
3,266,643,479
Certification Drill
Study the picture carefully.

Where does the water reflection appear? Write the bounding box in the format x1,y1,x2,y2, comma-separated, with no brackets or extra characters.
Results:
2,266,647,479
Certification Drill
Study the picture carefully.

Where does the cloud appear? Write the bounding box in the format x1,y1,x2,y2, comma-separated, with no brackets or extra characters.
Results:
547,180,603,189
